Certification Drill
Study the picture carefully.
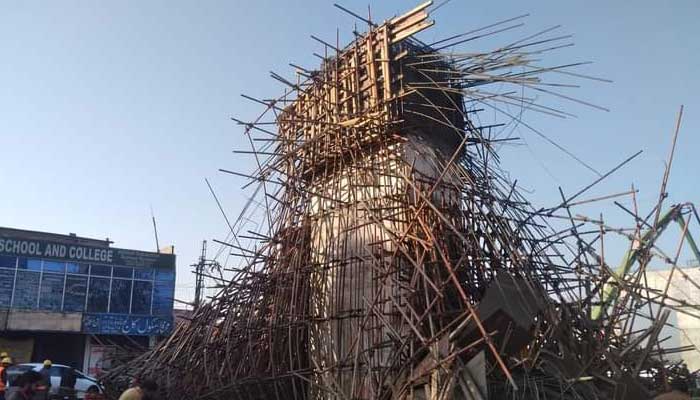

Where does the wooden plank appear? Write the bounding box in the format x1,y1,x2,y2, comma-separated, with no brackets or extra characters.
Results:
389,1,433,26
392,20,435,44
380,26,392,103
365,31,379,108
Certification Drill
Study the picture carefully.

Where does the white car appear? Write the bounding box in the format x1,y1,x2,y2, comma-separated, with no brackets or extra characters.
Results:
8,363,103,400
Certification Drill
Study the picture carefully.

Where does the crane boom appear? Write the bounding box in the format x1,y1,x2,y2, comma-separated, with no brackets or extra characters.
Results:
591,204,700,320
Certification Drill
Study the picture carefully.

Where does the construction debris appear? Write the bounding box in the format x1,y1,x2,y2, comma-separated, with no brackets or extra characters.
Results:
103,2,700,399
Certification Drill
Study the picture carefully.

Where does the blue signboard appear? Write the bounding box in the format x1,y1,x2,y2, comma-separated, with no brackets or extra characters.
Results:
0,237,174,269
82,314,173,336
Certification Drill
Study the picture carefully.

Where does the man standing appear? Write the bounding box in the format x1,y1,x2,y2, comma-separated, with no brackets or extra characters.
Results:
6,371,42,400
118,379,158,400
0,357,13,400
58,367,76,399
38,360,52,400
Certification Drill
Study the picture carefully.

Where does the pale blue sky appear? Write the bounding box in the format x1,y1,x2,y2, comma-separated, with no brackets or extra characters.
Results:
1,0,698,302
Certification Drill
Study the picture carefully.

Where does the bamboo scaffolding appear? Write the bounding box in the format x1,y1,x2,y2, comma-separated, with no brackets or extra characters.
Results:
103,3,700,400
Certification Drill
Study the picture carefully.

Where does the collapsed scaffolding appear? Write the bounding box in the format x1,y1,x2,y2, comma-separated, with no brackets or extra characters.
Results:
104,2,700,399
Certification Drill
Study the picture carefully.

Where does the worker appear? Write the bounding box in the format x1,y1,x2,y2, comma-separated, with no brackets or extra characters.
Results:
117,378,158,400
59,367,76,399
6,370,42,400
38,360,52,400
0,357,12,400
84,385,103,400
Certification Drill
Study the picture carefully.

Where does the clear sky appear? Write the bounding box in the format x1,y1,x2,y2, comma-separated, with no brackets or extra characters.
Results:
1,0,698,303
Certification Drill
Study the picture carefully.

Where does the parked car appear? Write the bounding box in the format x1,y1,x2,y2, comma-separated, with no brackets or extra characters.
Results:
7,363,103,400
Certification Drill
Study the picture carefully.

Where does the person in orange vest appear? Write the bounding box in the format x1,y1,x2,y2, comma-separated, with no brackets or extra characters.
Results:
0,357,13,400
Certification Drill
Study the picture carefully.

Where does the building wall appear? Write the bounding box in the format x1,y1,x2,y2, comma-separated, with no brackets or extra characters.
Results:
7,311,82,332
646,267,700,371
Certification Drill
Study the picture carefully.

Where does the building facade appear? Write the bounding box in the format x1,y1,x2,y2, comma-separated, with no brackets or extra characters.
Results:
646,266,700,371
0,226,175,374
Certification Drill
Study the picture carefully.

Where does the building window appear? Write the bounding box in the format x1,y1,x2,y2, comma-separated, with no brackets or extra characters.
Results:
18,258,42,271
155,267,175,281
0,256,16,269
153,281,174,315
109,279,132,314
39,273,64,311
134,268,154,280
42,261,65,273
90,265,111,277
113,267,133,279
87,277,110,313
131,281,153,315
66,263,89,275
14,271,40,309
64,275,88,312
0,269,14,307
